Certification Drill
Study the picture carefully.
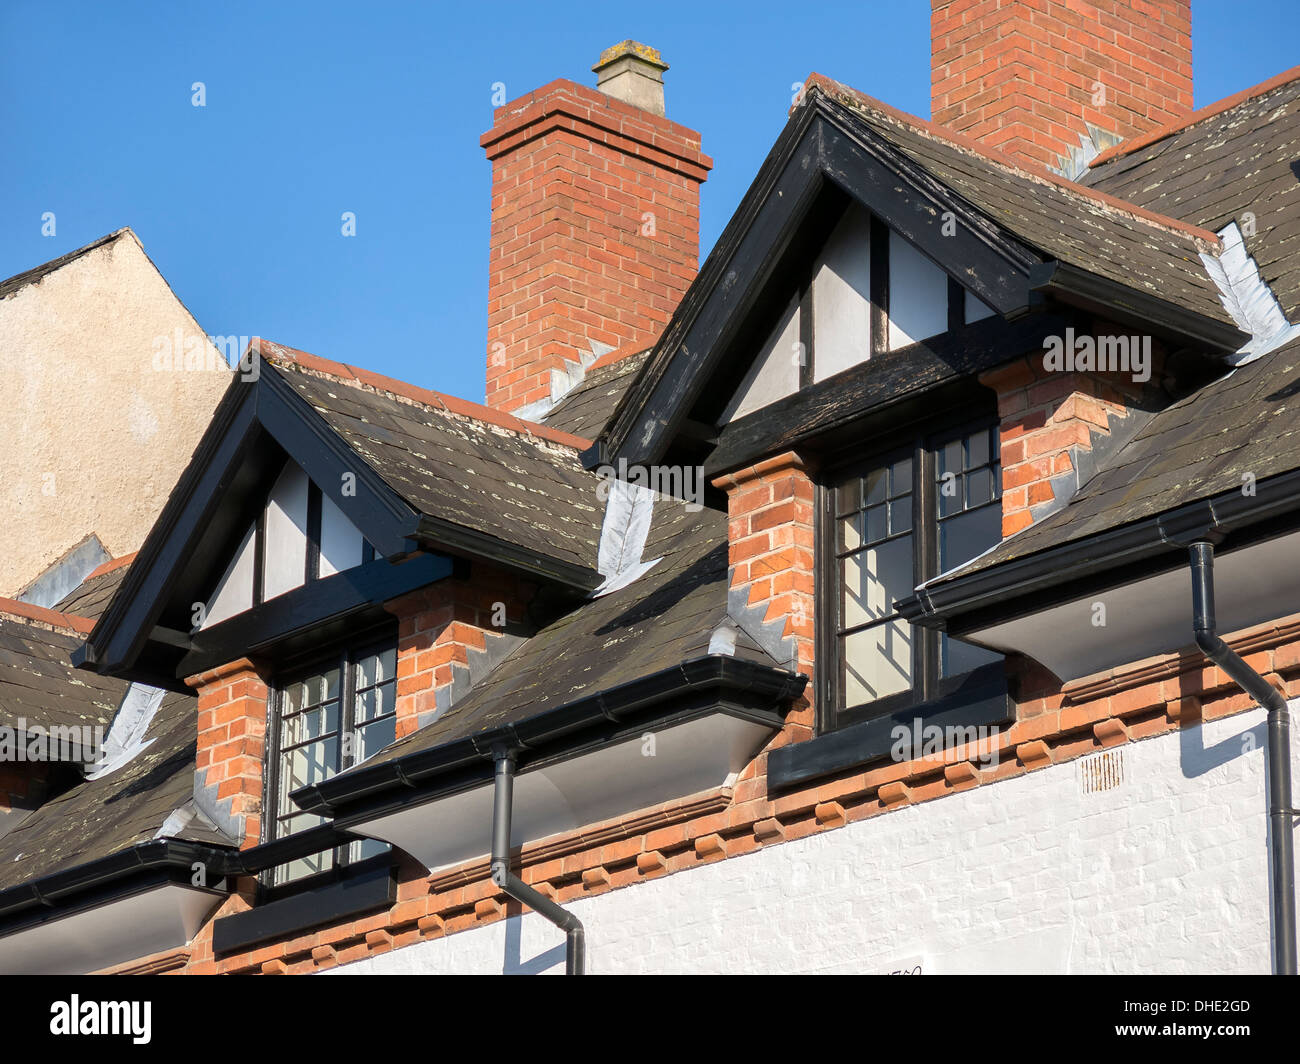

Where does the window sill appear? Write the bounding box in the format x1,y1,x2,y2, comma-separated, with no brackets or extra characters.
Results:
212,861,396,956
768,669,1012,791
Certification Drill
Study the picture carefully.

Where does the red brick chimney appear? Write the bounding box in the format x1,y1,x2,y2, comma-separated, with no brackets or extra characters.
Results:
931,0,1193,173
480,42,712,416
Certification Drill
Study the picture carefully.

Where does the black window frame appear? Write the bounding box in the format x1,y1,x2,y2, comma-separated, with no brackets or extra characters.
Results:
260,625,398,899
816,416,1003,733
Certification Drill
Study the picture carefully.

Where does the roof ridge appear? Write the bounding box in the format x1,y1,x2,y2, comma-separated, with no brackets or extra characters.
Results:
0,596,96,635
1089,63,1300,169
802,74,1222,251
86,552,137,582
253,339,593,451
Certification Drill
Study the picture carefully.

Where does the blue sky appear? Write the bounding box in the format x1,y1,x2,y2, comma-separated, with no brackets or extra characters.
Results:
2,1,1295,403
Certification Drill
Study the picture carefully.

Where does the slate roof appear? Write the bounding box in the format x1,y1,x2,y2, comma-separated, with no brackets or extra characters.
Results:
0,690,231,890
810,76,1233,326
266,348,605,575
544,349,651,438
1084,72,1300,319
337,500,775,771
924,332,1300,583
0,615,125,735
53,560,132,622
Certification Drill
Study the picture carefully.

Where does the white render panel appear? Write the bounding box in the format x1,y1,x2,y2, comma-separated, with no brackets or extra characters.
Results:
888,232,948,349
203,524,255,628
333,707,1296,974
262,462,309,601
721,296,800,423
812,206,872,382
318,492,365,578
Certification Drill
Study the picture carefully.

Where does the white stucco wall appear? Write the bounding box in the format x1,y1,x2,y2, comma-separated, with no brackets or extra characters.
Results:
333,704,1298,975
0,230,232,596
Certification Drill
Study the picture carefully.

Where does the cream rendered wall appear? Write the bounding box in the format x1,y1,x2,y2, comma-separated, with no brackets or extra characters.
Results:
0,230,231,596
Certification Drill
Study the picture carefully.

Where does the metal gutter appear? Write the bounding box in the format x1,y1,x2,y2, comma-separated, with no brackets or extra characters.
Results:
0,838,233,931
899,466,1300,630
1188,541,1296,975
292,655,805,821
0,825,372,935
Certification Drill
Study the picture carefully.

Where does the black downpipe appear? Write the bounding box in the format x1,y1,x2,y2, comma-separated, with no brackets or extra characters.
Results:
1189,541,1297,974
491,749,585,975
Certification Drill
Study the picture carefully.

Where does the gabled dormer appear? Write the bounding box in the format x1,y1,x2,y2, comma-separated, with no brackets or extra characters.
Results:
583,75,1250,784
586,75,1245,483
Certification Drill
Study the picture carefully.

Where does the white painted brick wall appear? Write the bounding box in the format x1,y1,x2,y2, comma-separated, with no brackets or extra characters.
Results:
333,704,1299,975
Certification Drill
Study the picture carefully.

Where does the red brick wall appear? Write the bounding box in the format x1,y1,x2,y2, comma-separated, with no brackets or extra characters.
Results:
981,328,1156,536
386,566,535,739
712,452,816,740
186,658,269,850
480,79,711,413
931,0,1193,170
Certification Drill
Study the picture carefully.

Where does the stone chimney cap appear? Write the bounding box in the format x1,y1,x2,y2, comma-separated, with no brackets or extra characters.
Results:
593,41,669,116
593,41,668,75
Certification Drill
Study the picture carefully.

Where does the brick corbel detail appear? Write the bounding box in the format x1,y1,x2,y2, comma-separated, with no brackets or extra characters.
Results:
185,657,270,849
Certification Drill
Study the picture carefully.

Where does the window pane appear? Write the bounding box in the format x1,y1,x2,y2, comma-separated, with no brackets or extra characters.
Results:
310,669,339,704
355,687,376,724
841,534,912,628
838,513,861,553
356,715,396,763
865,504,888,543
349,838,391,866
836,478,860,515
938,472,962,516
939,504,1001,572
891,456,912,497
279,736,338,810
842,621,913,706
277,845,334,886
377,681,395,720
942,633,1003,677
865,468,888,505
967,428,990,469
967,467,994,508
890,497,912,535
940,438,963,477
281,700,339,747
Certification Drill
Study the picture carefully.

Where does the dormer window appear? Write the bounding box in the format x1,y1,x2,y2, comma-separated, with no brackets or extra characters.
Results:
265,639,397,886
822,420,1003,730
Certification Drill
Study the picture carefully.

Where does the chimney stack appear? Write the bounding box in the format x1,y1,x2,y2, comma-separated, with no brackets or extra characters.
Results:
480,42,711,417
931,0,1193,174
